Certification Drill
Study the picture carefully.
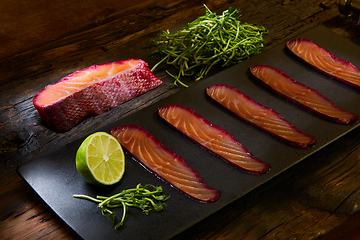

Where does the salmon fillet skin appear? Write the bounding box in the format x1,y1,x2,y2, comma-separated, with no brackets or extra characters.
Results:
287,38,360,89
206,84,316,148
33,59,163,132
250,65,358,125
110,125,220,203
158,104,270,174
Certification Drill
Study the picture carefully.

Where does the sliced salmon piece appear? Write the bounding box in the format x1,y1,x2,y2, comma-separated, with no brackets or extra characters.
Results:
287,38,360,89
33,59,163,132
110,124,220,203
250,65,358,124
158,104,269,174
206,84,316,148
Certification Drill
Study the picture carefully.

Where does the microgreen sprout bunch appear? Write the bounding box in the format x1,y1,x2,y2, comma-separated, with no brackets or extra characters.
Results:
73,183,170,229
151,4,268,87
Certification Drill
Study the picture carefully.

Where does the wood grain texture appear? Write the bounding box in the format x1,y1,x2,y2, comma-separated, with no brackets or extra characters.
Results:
0,0,180,61
2,0,360,239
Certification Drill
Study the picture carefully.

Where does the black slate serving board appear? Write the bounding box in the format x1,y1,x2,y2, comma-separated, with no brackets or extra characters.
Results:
18,25,360,240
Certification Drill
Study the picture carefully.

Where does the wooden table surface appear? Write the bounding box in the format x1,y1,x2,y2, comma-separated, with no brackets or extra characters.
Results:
2,0,360,239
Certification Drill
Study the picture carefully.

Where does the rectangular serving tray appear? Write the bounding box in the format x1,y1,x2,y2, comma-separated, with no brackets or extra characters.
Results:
18,25,360,240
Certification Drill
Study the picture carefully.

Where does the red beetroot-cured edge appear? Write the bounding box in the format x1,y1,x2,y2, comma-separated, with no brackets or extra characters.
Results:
110,124,220,203
158,104,270,174
250,65,358,124
33,59,162,132
206,84,316,148
286,38,360,89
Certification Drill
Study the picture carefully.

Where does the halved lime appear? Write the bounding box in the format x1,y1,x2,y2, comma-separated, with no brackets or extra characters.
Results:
76,132,125,186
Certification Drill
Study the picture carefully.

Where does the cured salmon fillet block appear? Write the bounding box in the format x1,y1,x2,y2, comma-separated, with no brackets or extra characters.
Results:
110,125,220,203
158,104,269,174
287,38,360,89
33,59,163,132
250,65,358,124
206,84,316,148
